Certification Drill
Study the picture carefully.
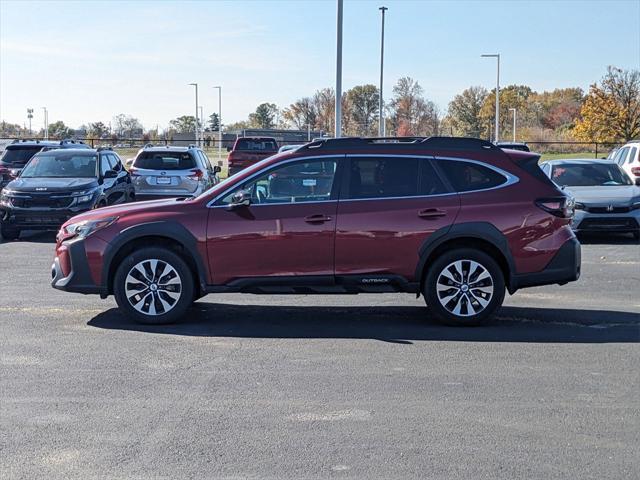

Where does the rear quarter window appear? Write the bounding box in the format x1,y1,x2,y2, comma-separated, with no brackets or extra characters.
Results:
437,160,507,192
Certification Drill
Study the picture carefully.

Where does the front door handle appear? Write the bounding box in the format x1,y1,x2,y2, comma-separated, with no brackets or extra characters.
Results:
304,214,332,223
418,208,447,219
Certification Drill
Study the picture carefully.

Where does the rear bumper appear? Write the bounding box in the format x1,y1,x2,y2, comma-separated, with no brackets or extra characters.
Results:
51,238,106,295
510,237,581,291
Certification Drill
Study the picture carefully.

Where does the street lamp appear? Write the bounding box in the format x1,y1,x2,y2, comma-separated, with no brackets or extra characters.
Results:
509,108,517,142
188,83,199,146
27,108,33,136
213,86,222,159
335,0,343,138
481,53,500,143
41,107,48,140
378,6,388,137
199,105,204,146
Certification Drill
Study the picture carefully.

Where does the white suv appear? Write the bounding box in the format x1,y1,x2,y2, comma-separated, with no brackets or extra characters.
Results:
613,141,640,181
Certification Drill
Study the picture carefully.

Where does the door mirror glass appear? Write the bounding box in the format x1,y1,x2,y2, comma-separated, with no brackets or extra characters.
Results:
226,146,232,152
213,165,222,174
104,169,118,179
635,178,640,187
229,189,251,209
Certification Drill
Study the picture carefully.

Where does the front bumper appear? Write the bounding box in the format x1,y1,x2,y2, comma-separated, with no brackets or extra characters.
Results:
510,237,581,291
572,209,640,233
51,238,107,295
1,206,93,230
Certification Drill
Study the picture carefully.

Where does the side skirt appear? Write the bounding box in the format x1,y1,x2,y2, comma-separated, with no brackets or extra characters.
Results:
203,275,420,295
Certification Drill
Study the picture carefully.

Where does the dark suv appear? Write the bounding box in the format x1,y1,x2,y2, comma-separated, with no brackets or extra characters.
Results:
0,139,90,191
51,137,581,326
1,147,133,239
227,136,279,176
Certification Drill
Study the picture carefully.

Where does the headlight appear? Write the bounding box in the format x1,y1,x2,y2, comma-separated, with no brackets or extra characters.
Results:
574,202,585,210
632,201,640,210
62,216,118,241
71,189,98,205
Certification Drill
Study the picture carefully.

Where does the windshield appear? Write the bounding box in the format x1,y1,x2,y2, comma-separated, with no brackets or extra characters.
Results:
134,151,196,170
551,163,632,187
20,153,98,178
0,146,43,166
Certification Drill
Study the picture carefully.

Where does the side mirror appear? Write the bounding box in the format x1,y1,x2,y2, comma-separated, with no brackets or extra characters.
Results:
635,178,640,187
228,189,251,209
213,165,222,174
226,146,232,152
104,170,118,179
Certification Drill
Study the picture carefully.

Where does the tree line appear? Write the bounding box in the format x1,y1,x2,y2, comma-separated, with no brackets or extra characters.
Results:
1,66,637,144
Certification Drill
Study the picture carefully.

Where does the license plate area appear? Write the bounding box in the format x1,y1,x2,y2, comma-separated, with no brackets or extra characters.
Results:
156,177,171,185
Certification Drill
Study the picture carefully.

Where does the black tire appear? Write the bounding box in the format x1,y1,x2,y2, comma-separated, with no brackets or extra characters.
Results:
0,223,20,240
423,248,505,326
113,247,195,325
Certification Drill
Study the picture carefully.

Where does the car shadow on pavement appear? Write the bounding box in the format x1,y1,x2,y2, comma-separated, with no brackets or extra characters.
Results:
0,231,57,244
88,303,640,344
577,233,639,245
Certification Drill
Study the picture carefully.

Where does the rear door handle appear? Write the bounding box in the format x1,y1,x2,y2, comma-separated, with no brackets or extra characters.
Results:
418,208,447,219
304,214,332,223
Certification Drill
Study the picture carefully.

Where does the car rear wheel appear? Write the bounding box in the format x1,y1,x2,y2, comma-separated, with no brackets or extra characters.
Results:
424,248,505,326
0,223,20,240
113,247,194,325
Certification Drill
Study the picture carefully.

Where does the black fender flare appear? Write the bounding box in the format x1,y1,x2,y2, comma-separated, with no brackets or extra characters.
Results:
101,221,208,292
414,221,516,291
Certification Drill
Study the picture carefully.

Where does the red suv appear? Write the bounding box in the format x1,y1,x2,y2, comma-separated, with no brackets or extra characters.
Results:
51,137,580,326
227,136,278,176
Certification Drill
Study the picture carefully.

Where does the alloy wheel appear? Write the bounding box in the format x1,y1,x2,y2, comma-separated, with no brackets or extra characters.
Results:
124,259,182,316
436,259,494,317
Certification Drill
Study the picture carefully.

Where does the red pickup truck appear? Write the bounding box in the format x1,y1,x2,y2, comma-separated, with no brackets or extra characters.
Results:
227,137,278,176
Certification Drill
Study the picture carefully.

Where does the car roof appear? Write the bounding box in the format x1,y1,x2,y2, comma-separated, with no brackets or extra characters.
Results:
545,158,616,166
39,148,99,154
141,146,196,152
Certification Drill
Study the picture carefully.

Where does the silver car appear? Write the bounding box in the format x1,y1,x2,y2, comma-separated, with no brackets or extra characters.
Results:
541,159,640,239
130,145,220,200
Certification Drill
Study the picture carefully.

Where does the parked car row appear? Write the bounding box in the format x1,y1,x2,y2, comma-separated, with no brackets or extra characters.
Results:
0,143,220,239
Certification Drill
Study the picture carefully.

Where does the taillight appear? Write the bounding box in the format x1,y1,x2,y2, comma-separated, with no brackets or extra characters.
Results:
631,167,640,176
535,197,574,218
188,169,204,180
129,167,140,177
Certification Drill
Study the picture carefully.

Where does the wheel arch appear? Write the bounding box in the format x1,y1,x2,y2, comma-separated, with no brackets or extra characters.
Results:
103,221,207,296
416,222,516,294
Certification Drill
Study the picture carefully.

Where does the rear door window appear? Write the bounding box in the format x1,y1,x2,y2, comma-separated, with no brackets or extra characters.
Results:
437,160,507,192
347,157,418,199
627,147,637,164
134,152,196,170
0,146,43,167
615,147,629,166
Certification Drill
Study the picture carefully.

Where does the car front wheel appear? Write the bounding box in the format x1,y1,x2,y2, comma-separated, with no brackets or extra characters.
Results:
113,247,195,324
424,248,505,326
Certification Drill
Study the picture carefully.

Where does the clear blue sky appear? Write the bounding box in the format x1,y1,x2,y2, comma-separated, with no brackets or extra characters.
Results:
1,0,639,130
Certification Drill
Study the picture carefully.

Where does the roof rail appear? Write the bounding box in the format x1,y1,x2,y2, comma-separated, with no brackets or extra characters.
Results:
302,136,496,151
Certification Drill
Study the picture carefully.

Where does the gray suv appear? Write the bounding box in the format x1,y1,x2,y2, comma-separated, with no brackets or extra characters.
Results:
130,145,220,200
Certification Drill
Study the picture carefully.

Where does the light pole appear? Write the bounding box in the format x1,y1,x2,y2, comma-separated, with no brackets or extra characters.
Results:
509,108,516,142
213,86,222,159
42,107,48,140
188,83,199,146
378,6,387,137
335,0,343,138
481,53,500,143
199,105,204,147
27,108,33,136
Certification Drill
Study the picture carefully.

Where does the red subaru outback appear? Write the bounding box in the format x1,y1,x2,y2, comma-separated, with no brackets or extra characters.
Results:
51,137,580,326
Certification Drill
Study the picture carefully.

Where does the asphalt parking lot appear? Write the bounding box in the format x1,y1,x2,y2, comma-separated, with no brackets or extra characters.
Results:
1,232,639,479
